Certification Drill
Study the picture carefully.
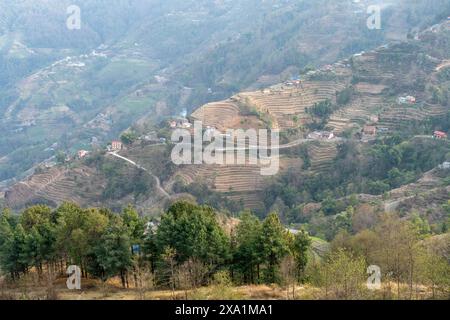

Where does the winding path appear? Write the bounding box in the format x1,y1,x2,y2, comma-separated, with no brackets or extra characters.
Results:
107,151,170,199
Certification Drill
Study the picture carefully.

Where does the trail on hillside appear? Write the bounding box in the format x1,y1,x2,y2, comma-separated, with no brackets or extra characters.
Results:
107,152,170,199
436,60,450,71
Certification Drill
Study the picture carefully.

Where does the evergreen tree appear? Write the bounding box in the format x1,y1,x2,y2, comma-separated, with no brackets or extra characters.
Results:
1,224,28,279
259,212,289,284
86,220,133,287
233,211,263,283
155,201,230,279
291,230,311,282
56,203,109,276
121,205,145,243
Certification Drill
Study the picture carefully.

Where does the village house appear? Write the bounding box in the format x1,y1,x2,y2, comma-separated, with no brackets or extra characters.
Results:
369,115,379,123
144,221,159,236
363,126,377,136
439,161,450,170
398,95,416,105
433,131,447,139
308,131,335,140
169,118,192,129
142,131,158,142
111,140,123,151
77,150,89,159
44,161,57,169
181,120,192,129
169,120,177,128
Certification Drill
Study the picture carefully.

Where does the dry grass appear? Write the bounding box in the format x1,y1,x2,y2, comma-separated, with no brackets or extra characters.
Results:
0,275,446,300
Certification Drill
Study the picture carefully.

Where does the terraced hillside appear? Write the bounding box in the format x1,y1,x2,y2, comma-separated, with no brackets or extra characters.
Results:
237,80,349,129
328,95,387,133
167,156,303,210
191,100,242,131
328,82,389,133
308,142,339,173
380,166,450,225
4,165,105,209
4,20,450,214
378,103,448,130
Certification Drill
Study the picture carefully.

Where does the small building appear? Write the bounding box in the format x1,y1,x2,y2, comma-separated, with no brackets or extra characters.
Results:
363,126,377,136
439,161,450,169
143,221,159,235
369,115,379,123
398,95,416,105
433,131,447,139
111,140,123,151
307,131,335,140
77,150,89,159
142,131,158,142
44,161,57,169
169,118,191,129
181,121,192,129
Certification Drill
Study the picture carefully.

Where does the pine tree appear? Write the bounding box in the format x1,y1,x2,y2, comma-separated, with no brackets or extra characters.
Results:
86,219,133,287
155,201,230,284
291,230,311,282
56,203,109,276
1,224,29,279
259,212,289,284
121,205,145,243
233,211,263,283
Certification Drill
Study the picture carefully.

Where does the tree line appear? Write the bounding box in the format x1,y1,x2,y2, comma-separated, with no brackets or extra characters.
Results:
0,201,310,292
0,201,448,299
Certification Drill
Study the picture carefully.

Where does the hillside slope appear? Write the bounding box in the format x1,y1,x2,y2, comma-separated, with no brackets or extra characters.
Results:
1,0,449,183
4,20,450,216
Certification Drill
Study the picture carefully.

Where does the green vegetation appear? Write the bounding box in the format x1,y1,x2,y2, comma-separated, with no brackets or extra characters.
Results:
85,153,155,201
1,0,448,184
0,202,448,299
267,136,450,221
306,99,340,129
0,201,309,290
120,131,138,145
173,181,243,214
336,87,354,105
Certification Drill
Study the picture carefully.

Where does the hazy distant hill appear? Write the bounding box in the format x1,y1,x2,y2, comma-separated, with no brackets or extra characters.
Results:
0,0,449,183
5,19,450,227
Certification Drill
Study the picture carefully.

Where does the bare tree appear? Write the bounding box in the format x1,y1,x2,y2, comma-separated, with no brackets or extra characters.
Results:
280,256,297,299
134,262,154,300
162,247,177,299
